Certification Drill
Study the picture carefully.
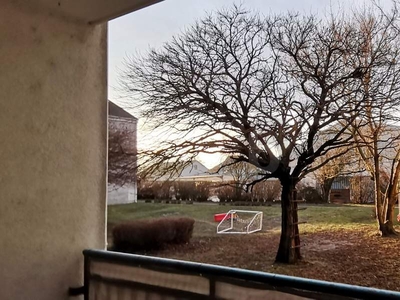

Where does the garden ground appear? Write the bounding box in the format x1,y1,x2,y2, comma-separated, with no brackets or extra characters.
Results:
107,202,400,291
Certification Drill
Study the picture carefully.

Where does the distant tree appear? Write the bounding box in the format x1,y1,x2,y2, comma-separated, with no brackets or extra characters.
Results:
312,148,353,203
108,123,136,187
218,157,260,200
252,180,281,202
120,6,384,263
347,10,400,236
350,175,374,204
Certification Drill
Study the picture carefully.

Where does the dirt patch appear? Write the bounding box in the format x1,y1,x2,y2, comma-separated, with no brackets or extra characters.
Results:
307,238,354,251
137,228,400,292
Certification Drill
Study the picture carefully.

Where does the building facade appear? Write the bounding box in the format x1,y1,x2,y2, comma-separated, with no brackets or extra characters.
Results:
108,101,138,204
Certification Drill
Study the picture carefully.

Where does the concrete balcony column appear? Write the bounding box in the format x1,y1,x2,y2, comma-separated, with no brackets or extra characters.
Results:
0,0,161,298
0,2,108,299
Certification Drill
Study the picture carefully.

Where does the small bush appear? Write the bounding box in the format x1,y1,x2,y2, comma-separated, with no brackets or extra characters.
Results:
112,217,195,253
298,186,323,203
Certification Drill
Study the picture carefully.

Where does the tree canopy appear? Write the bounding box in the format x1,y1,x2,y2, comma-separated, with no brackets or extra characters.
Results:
120,5,399,262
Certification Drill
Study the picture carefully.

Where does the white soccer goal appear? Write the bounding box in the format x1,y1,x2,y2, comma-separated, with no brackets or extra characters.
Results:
217,210,263,234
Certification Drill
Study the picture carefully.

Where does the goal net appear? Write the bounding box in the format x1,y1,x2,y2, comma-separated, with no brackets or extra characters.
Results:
217,210,263,234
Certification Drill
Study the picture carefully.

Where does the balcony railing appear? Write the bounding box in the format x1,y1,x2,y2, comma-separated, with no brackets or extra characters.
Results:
70,249,400,300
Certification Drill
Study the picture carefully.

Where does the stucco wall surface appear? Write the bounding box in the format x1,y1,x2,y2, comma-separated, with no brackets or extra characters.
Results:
0,2,107,300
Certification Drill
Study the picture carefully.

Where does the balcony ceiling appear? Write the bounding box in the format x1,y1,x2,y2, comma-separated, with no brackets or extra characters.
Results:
31,0,163,23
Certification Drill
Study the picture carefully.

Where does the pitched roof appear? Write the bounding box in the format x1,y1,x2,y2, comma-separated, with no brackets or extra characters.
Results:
108,100,137,120
209,156,236,173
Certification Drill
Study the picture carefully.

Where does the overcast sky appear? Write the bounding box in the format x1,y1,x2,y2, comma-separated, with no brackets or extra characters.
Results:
108,0,393,101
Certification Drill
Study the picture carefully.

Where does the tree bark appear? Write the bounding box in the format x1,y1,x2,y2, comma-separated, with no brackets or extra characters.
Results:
275,178,301,263
322,177,335,203
379,200,398,236
234,182,241,201
373,173,398,236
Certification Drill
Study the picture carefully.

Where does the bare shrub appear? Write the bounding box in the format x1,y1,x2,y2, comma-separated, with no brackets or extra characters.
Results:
112,217,195,253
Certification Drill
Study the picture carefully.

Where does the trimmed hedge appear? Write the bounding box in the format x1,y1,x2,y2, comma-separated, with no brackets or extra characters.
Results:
112,217,195,253
138,179,285,202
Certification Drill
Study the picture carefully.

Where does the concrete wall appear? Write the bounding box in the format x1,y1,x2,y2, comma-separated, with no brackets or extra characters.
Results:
0,2,107,300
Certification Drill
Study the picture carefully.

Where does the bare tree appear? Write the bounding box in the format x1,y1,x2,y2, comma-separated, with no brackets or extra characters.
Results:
108,122,137,187
252,180,281,202
312,147,354,202
347,9,400,236
120,7,374,263
350,175,374,204
218,157,260,200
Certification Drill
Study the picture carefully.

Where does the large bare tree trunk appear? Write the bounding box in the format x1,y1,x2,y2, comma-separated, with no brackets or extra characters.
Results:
275,179,301,263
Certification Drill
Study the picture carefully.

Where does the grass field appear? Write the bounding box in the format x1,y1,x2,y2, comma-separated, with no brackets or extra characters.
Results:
108,202,377,236
107,202,400,291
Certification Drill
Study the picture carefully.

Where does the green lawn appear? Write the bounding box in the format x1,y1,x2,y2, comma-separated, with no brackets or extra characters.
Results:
108,202,377,237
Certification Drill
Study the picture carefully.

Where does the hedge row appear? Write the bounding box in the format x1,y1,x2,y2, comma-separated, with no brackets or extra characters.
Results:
219,201,273,206
142,199,273,206
138,181,213,201
138,180,282,202
138,180,326,203
112,217,195,253
144,199,194,204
